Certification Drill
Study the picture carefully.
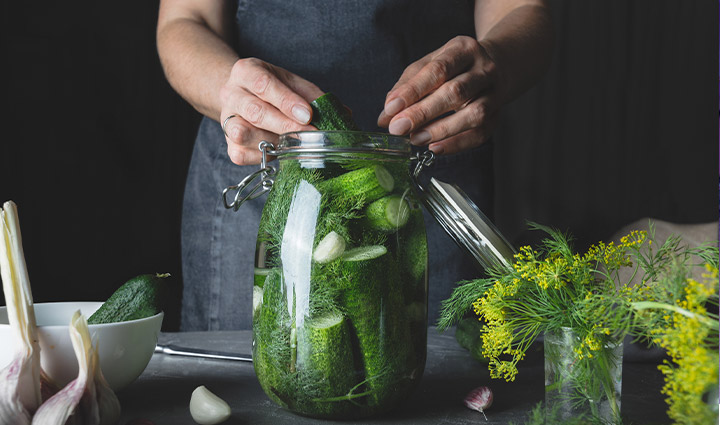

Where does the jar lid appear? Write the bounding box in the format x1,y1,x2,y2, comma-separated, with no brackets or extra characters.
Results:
418,177,516,271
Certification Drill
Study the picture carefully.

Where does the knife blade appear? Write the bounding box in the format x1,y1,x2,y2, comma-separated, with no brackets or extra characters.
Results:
154,343,253,362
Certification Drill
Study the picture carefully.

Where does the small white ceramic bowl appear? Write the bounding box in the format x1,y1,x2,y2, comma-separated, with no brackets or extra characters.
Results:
0,301,163,391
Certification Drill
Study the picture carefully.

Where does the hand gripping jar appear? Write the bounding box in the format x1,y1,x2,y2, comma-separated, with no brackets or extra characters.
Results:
223,131,515,419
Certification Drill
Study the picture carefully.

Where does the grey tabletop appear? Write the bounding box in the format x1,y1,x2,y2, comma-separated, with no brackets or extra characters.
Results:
117,328,670,425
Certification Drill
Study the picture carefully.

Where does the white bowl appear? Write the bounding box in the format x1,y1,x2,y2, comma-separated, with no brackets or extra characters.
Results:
0,301,163,391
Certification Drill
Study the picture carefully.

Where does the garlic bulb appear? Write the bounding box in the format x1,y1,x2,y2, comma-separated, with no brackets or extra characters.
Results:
0,201,43,424
189,386,231,425
32,311,121,425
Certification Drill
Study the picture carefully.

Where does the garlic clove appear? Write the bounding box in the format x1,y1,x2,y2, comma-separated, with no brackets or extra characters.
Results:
92,337,121,425
32,311,121,425
0,201,43,423
0,358,33,424
31,311,96,425
189,386,231,425
464,386,493,421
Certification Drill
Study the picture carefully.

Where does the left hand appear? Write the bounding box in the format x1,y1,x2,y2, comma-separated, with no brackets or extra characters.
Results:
377,36,501,155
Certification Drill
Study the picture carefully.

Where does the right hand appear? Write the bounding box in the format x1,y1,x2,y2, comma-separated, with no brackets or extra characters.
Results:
219,58,324,165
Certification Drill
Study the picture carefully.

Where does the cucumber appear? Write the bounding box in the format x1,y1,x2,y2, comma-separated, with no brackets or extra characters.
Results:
310,93,361,132
319,166,394,205
297,313,357,413
254,267,271,288
254,269,291,407
87,273,170,324
253,285,264,318
364,195,410,233
399,208,428,299
313,231,346,264
338,246,415,407
455,317,489,363
341,245,387,262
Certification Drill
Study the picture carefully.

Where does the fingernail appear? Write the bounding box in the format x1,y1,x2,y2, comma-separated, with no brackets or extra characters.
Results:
410,131,431,145
389,118,412,135
429,144,445,155
292,105,311,124
384,98,405,116
377,110,387,125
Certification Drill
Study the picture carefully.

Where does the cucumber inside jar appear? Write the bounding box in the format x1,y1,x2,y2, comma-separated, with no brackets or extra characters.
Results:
253,155,428,419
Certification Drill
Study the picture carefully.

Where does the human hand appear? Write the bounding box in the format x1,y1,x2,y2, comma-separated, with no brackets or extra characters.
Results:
220,58,324,165
377,36,501,155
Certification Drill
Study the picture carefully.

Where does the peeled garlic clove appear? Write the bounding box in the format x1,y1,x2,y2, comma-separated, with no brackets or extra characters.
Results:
464,386,493,421
189,386,231,425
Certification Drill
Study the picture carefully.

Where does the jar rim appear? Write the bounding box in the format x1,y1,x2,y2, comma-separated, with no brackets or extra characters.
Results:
274,131,411,157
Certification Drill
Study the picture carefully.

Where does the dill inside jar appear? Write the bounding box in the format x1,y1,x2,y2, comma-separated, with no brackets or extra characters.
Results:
251,131,428,419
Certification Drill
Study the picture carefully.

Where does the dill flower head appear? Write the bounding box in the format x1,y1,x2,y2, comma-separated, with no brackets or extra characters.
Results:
466,223,649,382
640,264,719,425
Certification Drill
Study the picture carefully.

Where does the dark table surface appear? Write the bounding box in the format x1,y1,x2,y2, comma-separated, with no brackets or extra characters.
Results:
117,328,670,425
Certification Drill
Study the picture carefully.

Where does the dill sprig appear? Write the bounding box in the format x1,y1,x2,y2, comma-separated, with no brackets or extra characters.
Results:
439,221,719,424
630,241,718,425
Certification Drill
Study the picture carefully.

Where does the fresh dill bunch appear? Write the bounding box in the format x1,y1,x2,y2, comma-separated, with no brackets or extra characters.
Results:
631,247,719,425
441,221,719,425
441,222,648,382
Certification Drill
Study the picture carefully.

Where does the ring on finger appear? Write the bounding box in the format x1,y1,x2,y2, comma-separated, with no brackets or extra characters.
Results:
222,114,237,137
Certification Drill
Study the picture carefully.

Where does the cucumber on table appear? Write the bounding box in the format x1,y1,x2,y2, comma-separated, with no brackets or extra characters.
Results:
87,273,170,324
455,317,489,363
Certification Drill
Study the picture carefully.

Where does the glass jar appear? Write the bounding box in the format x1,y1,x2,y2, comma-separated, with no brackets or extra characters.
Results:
224,131,515,419
232,132,428,419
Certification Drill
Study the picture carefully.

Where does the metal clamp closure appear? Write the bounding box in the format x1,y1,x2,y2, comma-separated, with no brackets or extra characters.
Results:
222,141,276,211
412,150,435,180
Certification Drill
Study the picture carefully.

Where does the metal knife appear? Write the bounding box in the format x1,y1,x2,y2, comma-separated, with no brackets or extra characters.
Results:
154,343,253,362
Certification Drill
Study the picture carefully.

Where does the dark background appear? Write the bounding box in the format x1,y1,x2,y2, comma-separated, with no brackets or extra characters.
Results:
1,1,717,331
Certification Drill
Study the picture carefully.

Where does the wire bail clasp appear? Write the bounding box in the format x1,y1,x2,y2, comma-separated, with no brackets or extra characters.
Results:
412,150,435,180
222,141,276,211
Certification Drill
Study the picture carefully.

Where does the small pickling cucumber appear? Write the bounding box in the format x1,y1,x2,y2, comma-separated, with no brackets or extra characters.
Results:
319,166,394,205
254,267,271,288
338,246,415,407
455,317,489,363
254,269,291,406
87,273,170,324
364,195,410,233
297,313,356,404
310,93,361,132
399,208,428,289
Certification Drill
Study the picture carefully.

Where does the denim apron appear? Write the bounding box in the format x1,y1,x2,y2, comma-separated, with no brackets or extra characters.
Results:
180,0,494,330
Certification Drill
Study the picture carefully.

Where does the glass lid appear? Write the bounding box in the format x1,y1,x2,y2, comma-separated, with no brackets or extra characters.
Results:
418,177,516,272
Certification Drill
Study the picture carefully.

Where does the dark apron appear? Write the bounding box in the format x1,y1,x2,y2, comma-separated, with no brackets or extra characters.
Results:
180,0,494,330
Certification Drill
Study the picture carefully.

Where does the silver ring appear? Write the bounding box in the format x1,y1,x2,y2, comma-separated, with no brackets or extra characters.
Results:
222,114,237,137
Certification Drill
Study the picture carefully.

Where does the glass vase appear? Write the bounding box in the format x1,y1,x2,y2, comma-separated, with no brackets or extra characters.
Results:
544,327,623,423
